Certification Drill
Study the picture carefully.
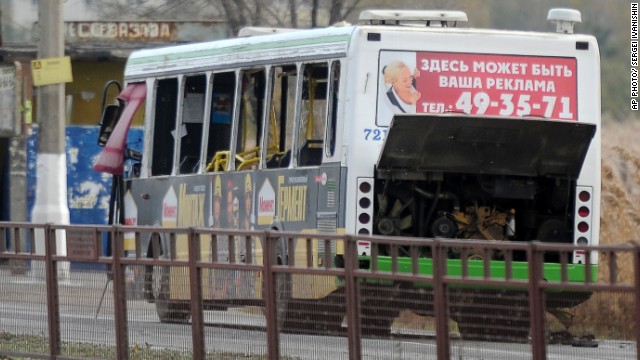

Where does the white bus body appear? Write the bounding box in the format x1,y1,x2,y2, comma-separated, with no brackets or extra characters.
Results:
94,8,601,328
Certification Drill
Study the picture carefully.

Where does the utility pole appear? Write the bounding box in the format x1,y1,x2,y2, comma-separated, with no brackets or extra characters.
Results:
31,0,69,279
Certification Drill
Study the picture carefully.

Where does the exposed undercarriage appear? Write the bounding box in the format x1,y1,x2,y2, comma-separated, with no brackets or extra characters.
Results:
372,173,576,260
371,114,596,262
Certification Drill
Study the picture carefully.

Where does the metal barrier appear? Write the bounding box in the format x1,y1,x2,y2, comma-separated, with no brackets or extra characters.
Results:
0,222,637,359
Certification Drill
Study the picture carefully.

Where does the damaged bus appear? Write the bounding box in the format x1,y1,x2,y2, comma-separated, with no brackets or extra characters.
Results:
94,8,601,340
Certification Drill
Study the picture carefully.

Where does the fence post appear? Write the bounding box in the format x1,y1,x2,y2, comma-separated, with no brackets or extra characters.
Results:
528,242,546,360
188,228,205,360
344,236,361,360
263,231,279,360
44,224,61,359
111,226,130,360
432,240,450,360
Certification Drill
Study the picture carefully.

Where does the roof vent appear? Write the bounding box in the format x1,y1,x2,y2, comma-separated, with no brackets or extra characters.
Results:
547,8,581,34
359,10,468,27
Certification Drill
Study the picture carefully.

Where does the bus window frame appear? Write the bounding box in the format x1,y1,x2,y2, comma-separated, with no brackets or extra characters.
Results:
142,77,156,178
258,65,274,170
325,59,341,159
198,71,214,174
233,67,268,172
226,69,243,171
204,70,238,173
142,58,345,177
261,63,299,170
139,78,153,179
173,74,185,176
283,62,302,169
295,61,331,168
148,76,181,177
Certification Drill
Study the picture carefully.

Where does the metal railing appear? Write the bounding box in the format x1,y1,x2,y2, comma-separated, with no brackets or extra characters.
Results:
0,222,637,360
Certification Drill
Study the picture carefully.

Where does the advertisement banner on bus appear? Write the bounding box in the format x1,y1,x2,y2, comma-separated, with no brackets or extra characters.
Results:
377,51,577,125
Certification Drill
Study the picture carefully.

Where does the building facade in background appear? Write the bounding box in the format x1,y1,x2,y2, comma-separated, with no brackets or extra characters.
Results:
0,0,228,223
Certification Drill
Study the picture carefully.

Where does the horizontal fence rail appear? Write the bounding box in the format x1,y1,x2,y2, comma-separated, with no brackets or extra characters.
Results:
0,222,637,359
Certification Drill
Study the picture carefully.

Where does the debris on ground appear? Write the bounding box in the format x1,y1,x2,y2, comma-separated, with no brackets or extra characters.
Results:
548,330,598,348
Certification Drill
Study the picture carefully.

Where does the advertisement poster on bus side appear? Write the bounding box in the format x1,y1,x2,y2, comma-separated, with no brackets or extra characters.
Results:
377,51,577,125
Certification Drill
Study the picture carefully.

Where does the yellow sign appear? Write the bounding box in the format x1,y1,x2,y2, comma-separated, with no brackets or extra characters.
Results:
31,56,73,86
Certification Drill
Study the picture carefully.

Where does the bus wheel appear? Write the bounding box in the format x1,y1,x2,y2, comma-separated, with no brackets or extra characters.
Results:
360,283,399,337
148,265,191,324
275,237,292,332
281,287,346,335
452,289,529,342
313,287,347,334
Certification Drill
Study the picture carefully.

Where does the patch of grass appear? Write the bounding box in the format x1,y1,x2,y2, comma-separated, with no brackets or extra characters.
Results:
0,331,300,360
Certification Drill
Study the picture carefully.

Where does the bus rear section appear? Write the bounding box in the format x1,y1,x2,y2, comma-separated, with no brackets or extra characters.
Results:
373,113,596,262
343,9,601,340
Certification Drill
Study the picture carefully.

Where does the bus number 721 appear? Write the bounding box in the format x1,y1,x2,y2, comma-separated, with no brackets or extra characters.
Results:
363,128,388,141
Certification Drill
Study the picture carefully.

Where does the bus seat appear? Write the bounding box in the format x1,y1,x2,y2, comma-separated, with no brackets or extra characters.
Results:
298,140,323,166
279,150,291,167
266,152,283,168
237,157,259,170
235,146,260,170
266,150,291,168
206,151,230,172
179,155,200,173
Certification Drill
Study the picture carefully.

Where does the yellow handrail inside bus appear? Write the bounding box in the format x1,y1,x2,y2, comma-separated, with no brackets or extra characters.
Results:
269,105,279,154
206,151,230,172
206,147,262,172
235,146,261,170
305,76,316,140
207,145,283,172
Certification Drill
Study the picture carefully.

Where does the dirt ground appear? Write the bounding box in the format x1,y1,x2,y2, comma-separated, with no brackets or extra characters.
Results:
569,119,640,339
399,119,640,339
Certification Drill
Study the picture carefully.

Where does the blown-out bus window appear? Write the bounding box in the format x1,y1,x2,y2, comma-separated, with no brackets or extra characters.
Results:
236,69,266,171
206,72,236,172
296,63,329,167
264,64,297,169
178,74,206,174
326,60,340,158
151,78,178,176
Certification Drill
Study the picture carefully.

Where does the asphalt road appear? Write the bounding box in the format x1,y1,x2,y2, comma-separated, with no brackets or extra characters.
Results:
0,268,636,359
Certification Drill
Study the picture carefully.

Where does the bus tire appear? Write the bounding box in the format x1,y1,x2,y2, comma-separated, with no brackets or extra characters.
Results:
281,287,346,335
275,237,293,332
148,265,191,324
314,287,346,334
360,283,399,337
452,289,529,342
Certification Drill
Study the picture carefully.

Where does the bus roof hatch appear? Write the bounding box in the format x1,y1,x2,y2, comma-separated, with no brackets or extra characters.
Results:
376,114,596,180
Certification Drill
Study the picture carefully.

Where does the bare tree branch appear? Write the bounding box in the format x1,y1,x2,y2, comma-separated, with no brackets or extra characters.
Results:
341,0,362,22
261,6,288,27
289,0,298,28
97,0,365,34
311,0,319,27
219,0,249,35
328,0,344,24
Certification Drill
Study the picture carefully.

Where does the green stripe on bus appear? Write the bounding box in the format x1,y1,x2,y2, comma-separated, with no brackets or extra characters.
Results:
365,256,599,283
